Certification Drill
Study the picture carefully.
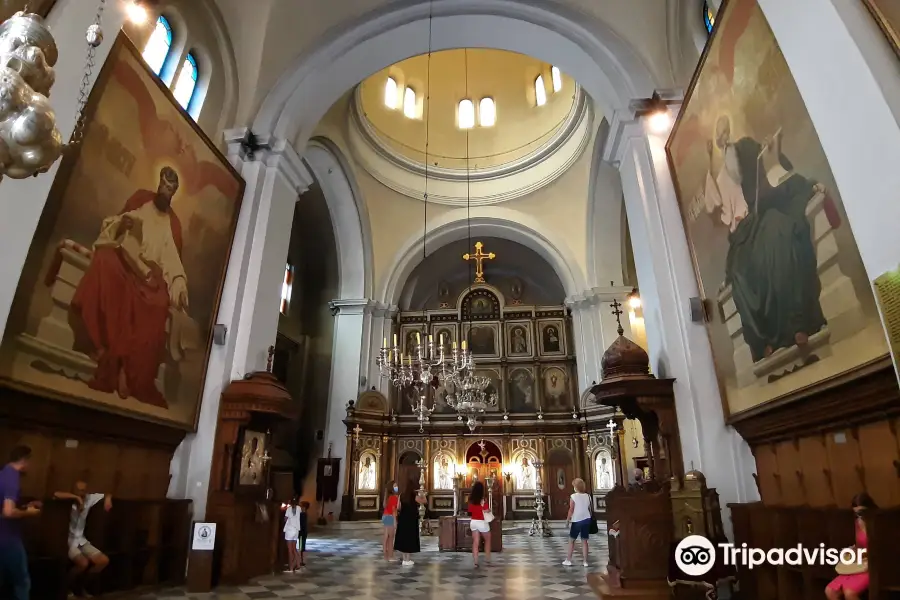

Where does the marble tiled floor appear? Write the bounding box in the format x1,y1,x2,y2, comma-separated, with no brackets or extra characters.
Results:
131,524,607,600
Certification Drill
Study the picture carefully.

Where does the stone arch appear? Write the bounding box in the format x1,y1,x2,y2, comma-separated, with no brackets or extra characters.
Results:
303,137,374,299
381,210,587,306
252,0,658,146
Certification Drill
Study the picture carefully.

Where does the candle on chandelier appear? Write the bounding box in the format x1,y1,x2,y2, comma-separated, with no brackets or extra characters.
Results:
452,340,457,349
416,332,421,344
393,333,398,346
383,337,387,348
440,333,445,345
428,334,433,343
462,340,467,350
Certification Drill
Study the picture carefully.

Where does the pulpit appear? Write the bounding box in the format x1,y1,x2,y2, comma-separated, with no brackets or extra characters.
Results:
587,304,683,599
204,354,295,586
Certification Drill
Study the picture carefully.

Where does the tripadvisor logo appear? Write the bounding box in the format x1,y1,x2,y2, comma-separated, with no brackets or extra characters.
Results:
675,535,867,576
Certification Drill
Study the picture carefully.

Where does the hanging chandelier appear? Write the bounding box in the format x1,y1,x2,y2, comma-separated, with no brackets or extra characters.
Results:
0,0,112,182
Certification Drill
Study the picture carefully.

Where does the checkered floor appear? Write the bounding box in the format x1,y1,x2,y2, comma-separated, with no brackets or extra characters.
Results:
130,523,607,599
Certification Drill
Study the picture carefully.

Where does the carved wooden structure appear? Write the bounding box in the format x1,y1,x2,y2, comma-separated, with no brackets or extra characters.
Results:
438,516,502,552
586,323,682,599
205,369,294,585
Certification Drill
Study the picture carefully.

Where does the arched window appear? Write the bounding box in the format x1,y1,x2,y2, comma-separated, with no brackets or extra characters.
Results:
173,53,198,111
384,76,399,109
458,98,475,129
403,86,417,119
551,66,563,93
534,75,547,107
703,1,715,34
143,15,173,76
479,97,496,127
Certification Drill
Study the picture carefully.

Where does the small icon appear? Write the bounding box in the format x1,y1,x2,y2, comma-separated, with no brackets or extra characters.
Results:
198,526,211,539
675,535,716,576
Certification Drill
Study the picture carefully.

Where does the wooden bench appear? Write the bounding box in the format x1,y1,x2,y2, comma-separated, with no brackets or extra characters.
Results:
729,502,900,599
16,497,191,599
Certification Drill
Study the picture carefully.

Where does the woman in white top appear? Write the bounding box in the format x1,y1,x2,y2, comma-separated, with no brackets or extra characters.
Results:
563,478,593,567
283,496,303,573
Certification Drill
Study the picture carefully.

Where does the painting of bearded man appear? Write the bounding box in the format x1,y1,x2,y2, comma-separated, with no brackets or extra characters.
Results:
69,167,186,407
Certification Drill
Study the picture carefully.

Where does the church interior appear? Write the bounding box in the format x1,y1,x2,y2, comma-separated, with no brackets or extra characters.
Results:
2,0,900,599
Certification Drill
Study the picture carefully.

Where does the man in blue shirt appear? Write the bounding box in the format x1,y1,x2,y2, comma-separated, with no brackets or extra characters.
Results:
0,445,41,600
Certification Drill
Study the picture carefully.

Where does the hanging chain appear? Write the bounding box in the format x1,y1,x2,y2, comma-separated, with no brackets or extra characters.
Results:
68,0,106,148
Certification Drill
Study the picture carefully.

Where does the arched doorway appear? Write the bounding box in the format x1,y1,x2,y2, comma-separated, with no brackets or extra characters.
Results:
397,451,422,493
546,447,575,520
464,440,503,518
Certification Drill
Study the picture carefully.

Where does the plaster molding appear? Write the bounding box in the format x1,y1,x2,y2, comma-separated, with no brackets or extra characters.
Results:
222,129,313,195
329,298,375,316
252,0,657,145
566,286,632,309
346,85,593,206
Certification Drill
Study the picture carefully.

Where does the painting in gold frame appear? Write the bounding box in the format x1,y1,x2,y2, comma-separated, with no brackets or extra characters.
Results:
0,33,244,430
665,0,887,418
863,0,900,57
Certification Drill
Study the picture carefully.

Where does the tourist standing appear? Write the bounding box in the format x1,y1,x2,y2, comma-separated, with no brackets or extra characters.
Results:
53,480,113,598
563,478,592,567
283,497,302,573
298,501,309,566
382,480,399,561
393,480,424,566
468,481,492,568
0,446,42,600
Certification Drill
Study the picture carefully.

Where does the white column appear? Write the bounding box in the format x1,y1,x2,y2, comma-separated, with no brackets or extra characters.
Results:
166,134,311,518
609,115,758,536
757,0,900,374
566,296,595,391
0,0,128,335
323,298,372,512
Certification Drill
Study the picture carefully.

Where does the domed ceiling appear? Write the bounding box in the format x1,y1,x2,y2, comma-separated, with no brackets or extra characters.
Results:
349,49,592,206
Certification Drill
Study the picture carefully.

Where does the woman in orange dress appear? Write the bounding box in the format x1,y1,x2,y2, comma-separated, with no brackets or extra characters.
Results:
825,493,876,600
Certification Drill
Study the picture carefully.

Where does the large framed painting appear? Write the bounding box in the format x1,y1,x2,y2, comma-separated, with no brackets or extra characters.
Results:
1,0,56,21
462,322,501,359
666,0,887,417
540,364,572,411
0,34,244,430
508,366,536,413
863,0,900,57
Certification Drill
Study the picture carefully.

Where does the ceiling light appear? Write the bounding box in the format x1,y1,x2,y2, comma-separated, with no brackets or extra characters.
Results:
647,110,671,134
630,91,679,135
126,1,148,24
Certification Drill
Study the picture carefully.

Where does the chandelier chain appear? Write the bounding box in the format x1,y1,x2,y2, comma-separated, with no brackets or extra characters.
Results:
70,0,106,148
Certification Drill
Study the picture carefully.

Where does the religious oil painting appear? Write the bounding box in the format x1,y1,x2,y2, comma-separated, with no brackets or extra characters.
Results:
432,453,456,490
463,322,501,359
238,430,266,486
431,324,457,354
1,0,56,21
505,321,532,357
595,449,615,490
508,366,536,413
0,34,244,430
356,451,378,491
400,324,425,356
863,0,900,57
541,365,571,411
538,319,565,357
666,0,886,416
515,453,537,490
474,367,502,411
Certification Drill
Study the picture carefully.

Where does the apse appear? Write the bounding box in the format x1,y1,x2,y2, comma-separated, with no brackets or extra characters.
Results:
397,237,566,311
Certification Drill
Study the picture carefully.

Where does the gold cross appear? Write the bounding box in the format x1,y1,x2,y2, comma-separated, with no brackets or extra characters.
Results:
463,242,495,283
352,424,362,442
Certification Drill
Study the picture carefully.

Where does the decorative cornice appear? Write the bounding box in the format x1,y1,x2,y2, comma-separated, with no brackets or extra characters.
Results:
222,128,313,195
565,286,632,308
329,298,375,316
346,85,593,206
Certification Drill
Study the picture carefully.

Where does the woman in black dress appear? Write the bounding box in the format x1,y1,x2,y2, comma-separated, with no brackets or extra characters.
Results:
393,479,424,566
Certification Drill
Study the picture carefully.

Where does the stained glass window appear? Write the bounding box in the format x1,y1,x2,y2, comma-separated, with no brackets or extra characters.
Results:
173,53,198,111
704,2,716,34
142,15,173,75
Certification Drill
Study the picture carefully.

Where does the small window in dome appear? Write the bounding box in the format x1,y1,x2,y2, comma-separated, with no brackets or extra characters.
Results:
385,77,399,109
479,97,495,127
551,66,562,93
535,75,547,107
403,86,417,119
458,99,475,129
704,2,715,34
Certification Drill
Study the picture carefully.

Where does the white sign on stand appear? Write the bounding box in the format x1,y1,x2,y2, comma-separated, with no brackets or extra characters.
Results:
192,522,216,551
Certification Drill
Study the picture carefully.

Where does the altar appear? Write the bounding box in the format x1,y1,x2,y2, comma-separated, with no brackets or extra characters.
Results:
438,516,502,552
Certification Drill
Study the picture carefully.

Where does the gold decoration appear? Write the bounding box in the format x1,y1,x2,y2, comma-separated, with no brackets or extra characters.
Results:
462,241,495,283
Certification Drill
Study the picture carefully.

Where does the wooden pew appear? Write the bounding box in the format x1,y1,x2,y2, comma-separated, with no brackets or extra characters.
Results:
729,503,900,600
17,497,191,599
